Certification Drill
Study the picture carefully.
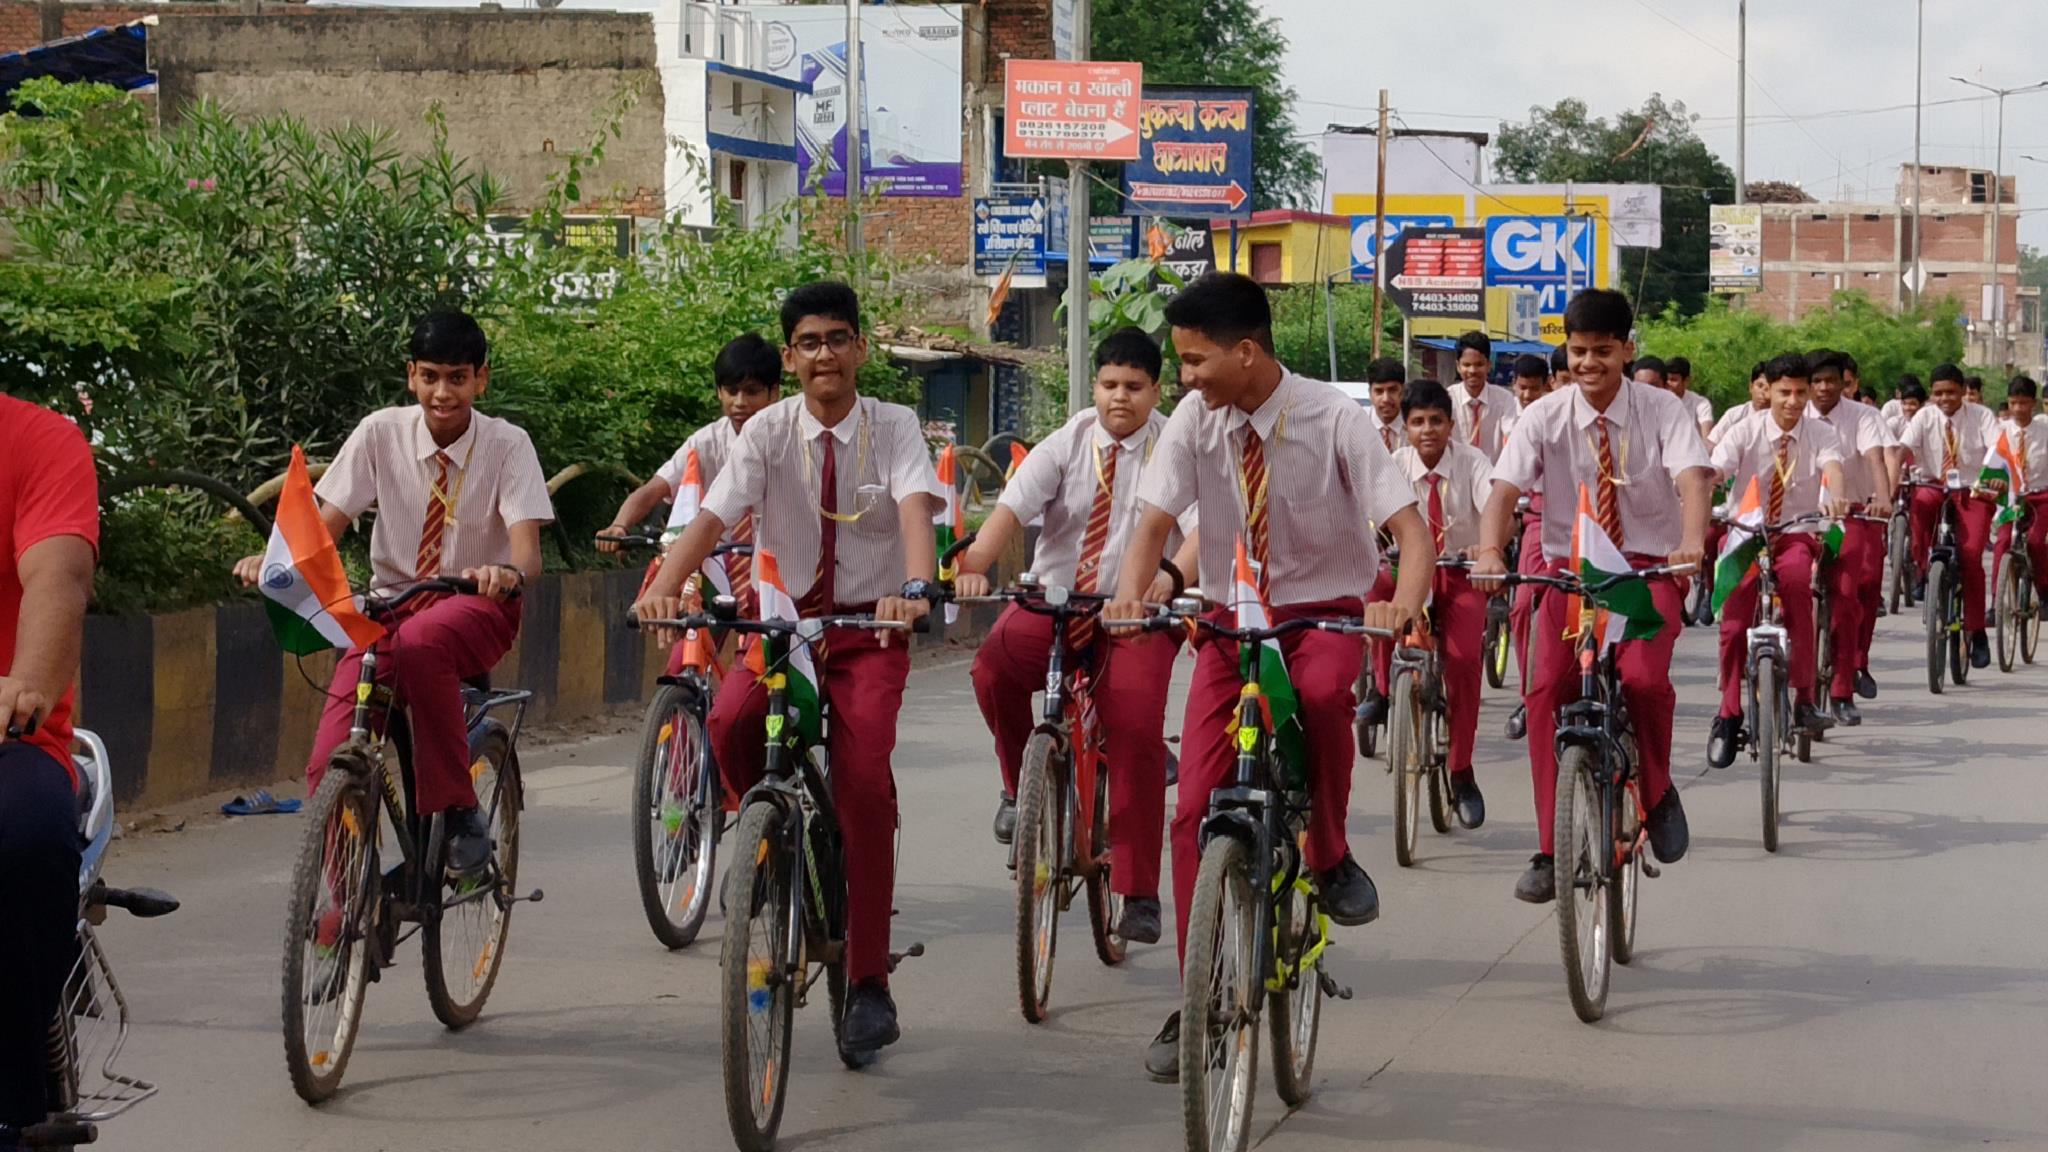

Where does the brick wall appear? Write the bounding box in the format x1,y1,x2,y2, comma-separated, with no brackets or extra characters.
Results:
0,0,278,54
986,0,1051,62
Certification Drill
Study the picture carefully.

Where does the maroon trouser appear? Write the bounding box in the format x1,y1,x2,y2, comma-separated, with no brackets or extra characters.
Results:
1524,560,1680,856
710,627,909,985
1717,533,1820,714
1511,508,1546,679
1910,488,1995,630
1833,519,1882,696
307,595,522,814
1366,569,1485,774
1174,598,1363,962
1992,491,2048,592
970,605,1179,898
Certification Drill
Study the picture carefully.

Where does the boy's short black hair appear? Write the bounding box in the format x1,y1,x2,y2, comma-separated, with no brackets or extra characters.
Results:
714,333,783,391
1666,355,1692,378
2009,375,2039,400
1632,355,1666,382
1930,363,1966,387
1096,325,1163,381
1965,374,1986,392
780,280,862,343
1454,330,1492,360
1562,288,1633,341
1841,352,1860,375
1549,344,1569,374
1897,371,1922,393
1512,353,1548,381
1162,272,1275,353
1365,356,1407,386
1808,348,1849,378
1764,352,1811,383
1751,360,1769,381
409,309,489,368
1902,381,1929,402
1401,378,1454,419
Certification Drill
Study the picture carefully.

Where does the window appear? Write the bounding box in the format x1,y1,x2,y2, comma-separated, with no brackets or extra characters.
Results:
1862,213,1881,222
1971,172,1989,203
1811,213,1830,222
1249,243,1283,284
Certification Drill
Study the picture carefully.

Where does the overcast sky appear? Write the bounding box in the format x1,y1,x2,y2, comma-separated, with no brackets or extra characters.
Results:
1270,0,2048,247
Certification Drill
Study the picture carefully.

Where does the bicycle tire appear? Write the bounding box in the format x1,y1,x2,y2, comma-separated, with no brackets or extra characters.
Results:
1887,515,1911,614
1013,734,1061,1023
1389,671,1420,868
2024,572,2042,664
1609,789,1641,966
1428,704,1453,834
1179,834,1259,1152
1426,763,1453,837
1924,559,1948,695
423,724,519,1029
1266,874,1320,1108
1814,582,1834,721
1553,744,1611,1023
281,769,379,1104
632,683,719,949
1997,555,2019,673
1085,755,1127,968
1948,575,1970,687
1757,661,1782,853
1484,615,1508,690
721,802,795,1152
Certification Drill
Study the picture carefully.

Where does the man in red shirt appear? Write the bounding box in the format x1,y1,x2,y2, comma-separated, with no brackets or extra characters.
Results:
0,395,100,1146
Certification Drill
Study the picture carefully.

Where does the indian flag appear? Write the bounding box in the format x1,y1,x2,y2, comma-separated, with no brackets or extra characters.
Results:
1571,483,1663,647
1818,471,1845,559
1005,442,1029,482
1229,538,1306,779
661,446,705,544
1711,476,1765,616
1983,430,2027,526
746,550,823,747
258,446,385,656
934,444,963,623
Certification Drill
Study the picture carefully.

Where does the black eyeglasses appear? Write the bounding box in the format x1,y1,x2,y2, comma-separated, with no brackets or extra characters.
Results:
790,331,858,356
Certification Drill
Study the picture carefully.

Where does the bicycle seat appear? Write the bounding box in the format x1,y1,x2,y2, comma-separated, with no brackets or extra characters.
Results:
463,671,492,692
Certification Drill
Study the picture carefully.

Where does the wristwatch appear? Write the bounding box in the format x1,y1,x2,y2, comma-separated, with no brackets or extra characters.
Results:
900,579,936,602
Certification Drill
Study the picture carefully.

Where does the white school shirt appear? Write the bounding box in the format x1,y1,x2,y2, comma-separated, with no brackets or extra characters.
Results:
998,407,1192,591
1997,418,2048,494
1710,414,1846,532
1392,440,1492,556
1806,398,1892,505
653,416,739,495
1451,381,1518,462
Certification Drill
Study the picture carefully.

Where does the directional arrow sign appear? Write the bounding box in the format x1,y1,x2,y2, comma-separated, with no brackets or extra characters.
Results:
1122,86,1257,220
1125,180,1249,211
1384,226,1487,323
1004,60,1145,161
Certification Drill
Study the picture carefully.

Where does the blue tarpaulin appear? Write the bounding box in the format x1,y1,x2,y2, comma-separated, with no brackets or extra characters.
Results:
0,22,151,111
1415,336,1556,356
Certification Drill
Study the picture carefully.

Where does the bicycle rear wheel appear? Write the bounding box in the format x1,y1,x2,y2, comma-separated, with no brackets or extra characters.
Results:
423,725,519,1029
1924,559,1948,695
1426,704,1453,835
1483,611,1509,689
1756,661,1782,853
1947,575,1970,686
2024,573,2042,664
1887,514,1912,613
1553,745,1610,1023
1266,874,1320,1108
1813,584,1834,726
1013,734,1061,1023
1388,671,1420,868
1609,787,1641,966
721,802,795,1152
633,682,719,949
1085,755,1126,968
281,769,379,1104
1180,835,1258,1152
1996,556,2020,673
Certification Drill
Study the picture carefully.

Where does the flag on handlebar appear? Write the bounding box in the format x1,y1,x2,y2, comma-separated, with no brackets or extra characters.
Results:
1006,441,1029,482
662,446,705,545
934,444,963,624
1231,538,1306,783
258,446,386,655
1983,430,2026,526
1711,476,1764,616
1572,484,1662,647
1818,472,1845,560
745,550,823,747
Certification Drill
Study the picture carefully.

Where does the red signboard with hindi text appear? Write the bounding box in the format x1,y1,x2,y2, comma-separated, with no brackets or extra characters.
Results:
1004,60,1144,161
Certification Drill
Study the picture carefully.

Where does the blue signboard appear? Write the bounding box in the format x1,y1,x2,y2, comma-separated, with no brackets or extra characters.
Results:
973,192,1048,278
1350,214,1456,281
1122,85,1256,220
1484,214,1599,315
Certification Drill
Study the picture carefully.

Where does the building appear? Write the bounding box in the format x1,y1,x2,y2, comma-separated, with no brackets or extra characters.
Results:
1756,164,2035,373
1212,209,1353,286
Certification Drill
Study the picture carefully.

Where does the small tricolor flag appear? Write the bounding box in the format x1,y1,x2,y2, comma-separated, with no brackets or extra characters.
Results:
1711,476,1765,616
1571,483,1662,648
258,446,385,656
1006,442,1029,482
1230,538,1306,780
662,446,705,544
746,550,823,747
1818,471,1845,559
1982,430,2027,526
934,444,963,623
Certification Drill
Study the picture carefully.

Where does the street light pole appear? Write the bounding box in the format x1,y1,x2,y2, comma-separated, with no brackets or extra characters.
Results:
1734,0,1746,205
1949,76,2048,369
1911,0,1923,309
1065,0,1092,415
845,0,864,268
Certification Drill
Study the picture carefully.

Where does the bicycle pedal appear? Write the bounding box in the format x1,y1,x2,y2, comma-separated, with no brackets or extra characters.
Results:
886,942,926,972
1641,861,1662,879
511,887,545,904
1317,971,1353,1001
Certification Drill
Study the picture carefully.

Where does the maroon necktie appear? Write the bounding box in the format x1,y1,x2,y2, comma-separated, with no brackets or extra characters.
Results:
800,435,838,617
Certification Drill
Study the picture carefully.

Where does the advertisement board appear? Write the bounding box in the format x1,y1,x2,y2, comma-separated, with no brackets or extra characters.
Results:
1122,85,1255,219
1004,60,1144,161
734,4,964,198
1709,204,1762,293
1384,226,1486,324
973,191,1048,284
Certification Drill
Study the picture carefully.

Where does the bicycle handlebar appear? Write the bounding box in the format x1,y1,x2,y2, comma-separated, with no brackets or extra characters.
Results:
367,576,524,618
1133,612,1385,643
628,611,922,636
1486,563,1697,597
597,533,755,559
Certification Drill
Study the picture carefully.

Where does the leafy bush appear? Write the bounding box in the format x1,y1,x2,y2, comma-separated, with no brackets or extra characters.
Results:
92,491,265,615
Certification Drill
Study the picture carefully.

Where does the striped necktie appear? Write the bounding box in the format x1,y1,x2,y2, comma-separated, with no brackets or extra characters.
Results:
417,451,452,579
1595,417,1624,549
1468,397,1484,447
729,512,755,617
1769,432,1791,524
799,436,837,618
1070,443,1117,649
1242,427,1271,592
1425,472,1445,552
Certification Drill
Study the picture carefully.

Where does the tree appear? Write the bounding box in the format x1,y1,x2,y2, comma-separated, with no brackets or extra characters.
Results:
1093,0,1317,211
2020,244,2048,293
1493,94,1734,318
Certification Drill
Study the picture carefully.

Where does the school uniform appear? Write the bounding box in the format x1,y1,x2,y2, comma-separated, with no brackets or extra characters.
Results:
1679,389,1715,433
700,394,941,985
1504,401,1546,676
1452,381,1519,462
1991,417,2048,594
1491,381,1711,856
1710,415,1846,713
309,407,555,814
651,416,755,666
1807,398,1891,699
1900,402,2000,632
1136,370,1414,958
970,408,1185,900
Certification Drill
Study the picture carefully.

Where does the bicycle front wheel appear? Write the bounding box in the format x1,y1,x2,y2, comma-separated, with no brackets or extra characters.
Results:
1924,559,1949,695
281,768,380,1104
423,724,520,1029
1426,705,1453,836
1388,671,1420,868
1180,835,1259,1152
633,682,719,949
1609,782,1641,966
1996,555,2020,673
1887,514,1912,613
1947,574,1970,686
1756,660,1782,853
1266,874,1321,1108
1484,612,1509,689
1085,752,1127,968
1553,744,1611,1023
1013,733,1062,1023
721,802,796,1152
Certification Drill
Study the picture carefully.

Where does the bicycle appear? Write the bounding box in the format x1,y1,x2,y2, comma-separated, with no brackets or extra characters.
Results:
1994,498,2042,672
21,729,179,1151
634,602,927,1152
1811,511,1887,743
604,533,754,950
1725,512,1831,852
1909,476,1975,694
1480,499,1525,691
1135,602,1366,1152
1496,563,1691,1022
280,576,540,1104
1885,485,1916,615
1390,556,1476,868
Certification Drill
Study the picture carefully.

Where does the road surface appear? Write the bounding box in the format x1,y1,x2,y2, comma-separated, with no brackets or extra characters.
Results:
91,611,2048,1151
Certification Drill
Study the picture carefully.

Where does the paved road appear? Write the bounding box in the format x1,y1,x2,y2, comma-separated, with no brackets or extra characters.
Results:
93,610,2048,1151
